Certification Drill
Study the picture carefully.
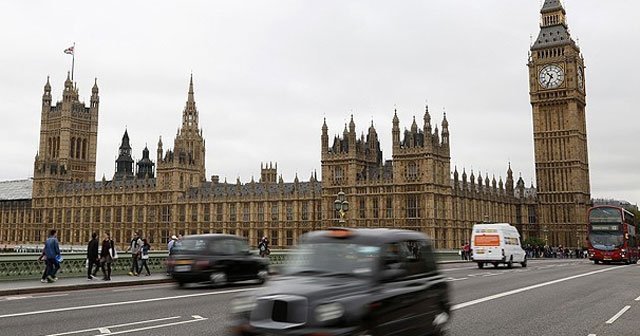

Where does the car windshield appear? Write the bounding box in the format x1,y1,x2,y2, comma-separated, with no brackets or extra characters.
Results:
173,238,208,253
284,242,380,277
589,232,624,251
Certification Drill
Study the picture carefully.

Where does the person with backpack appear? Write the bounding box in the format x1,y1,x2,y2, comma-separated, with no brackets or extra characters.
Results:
140,239,151,276
127,231,143,276
258,236,270,258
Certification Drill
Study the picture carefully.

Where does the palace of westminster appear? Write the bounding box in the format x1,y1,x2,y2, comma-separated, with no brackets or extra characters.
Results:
0,1,592,250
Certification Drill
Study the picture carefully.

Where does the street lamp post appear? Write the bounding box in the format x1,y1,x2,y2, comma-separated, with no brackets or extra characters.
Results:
334,190,349,226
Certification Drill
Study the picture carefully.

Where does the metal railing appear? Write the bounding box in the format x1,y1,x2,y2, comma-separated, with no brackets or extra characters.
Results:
0,249,461,281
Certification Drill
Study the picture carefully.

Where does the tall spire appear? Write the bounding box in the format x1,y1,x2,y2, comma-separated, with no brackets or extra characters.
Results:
423,104,432,134
181,74,199,131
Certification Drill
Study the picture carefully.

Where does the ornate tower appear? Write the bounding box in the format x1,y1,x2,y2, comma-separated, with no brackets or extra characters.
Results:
156,75,206,190
33,74,99,195
136,145,155,179
114,130,134,179
528,0,590,247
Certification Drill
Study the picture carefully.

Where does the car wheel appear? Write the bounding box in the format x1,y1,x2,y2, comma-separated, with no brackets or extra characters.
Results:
176,281,186,288
492,262,499,268
507,257,513,269
594,260,600,264
432,311,449,335
477,262,484,269
257,270,268,285
521,257,527,268
210,271,227,285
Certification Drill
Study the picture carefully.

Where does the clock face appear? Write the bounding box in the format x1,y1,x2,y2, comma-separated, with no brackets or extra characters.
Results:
538,64,565,89
577,66,584,90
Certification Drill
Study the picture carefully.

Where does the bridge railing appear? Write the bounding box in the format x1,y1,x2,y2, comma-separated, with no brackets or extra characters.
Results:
0,249,461,281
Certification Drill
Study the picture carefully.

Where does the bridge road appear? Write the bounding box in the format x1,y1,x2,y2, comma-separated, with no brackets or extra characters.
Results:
0,259,638,336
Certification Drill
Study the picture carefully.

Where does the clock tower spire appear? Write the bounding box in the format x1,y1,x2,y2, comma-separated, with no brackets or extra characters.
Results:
528,0,591,248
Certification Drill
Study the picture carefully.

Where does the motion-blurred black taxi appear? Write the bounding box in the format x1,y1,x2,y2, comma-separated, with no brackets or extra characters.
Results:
229,228,451,336
167,234,269,287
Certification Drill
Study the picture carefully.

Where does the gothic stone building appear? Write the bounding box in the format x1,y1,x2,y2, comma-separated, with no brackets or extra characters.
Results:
0,1,589,250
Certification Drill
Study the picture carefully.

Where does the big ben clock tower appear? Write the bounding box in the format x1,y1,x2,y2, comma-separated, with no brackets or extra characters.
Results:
528,0,591,247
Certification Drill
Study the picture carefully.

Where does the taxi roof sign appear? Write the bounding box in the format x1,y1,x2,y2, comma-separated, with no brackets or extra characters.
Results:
327,227,354,238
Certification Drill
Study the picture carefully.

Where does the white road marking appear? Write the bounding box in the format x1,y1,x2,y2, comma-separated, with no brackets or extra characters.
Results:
90,315,207,335
0,287,254,319
452,265,628,311
635,295,640,301
98,328,110,334
46,316,181,336
587,334,596,336
111,284,172,292
2,293,68,301
606,306,631,324
446,277,468,282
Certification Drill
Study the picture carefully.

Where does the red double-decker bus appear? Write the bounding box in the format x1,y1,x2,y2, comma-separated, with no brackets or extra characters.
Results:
587,205,639,264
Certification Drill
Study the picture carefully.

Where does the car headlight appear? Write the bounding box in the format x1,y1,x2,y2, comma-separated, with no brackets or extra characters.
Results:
230,296,257,314
315,302,344,322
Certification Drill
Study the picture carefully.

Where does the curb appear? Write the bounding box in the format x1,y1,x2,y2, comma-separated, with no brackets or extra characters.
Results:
0,278,174,296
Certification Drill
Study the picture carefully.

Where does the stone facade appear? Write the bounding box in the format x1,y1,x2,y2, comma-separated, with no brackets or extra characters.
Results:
0,2,592,250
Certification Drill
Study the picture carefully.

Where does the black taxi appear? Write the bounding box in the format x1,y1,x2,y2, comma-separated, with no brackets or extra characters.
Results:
229,228,451,336
167,234,269,287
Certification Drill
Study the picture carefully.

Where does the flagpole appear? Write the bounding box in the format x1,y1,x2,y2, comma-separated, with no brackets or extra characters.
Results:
71,42,75,81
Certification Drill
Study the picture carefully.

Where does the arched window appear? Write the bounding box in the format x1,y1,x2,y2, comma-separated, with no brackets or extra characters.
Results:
48,138,52,157
82,139,87,159
56,136,60,158
70,137,76,158
76,138,82,159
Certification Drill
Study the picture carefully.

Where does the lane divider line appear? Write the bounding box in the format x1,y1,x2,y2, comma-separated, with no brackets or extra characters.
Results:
90,315,208,336
635,295,640,301
0,286,254,319
46,316,182,336
452,265,628,311
606,306,631,324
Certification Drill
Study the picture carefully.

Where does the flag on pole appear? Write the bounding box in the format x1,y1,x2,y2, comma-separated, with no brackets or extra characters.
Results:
64,46,74,55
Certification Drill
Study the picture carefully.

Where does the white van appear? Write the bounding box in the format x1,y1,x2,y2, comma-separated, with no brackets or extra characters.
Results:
471,223,526,269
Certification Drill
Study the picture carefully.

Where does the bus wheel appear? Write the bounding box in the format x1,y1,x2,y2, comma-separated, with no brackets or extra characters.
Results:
477,262,484,269
624,259,630,265
594,260,600,264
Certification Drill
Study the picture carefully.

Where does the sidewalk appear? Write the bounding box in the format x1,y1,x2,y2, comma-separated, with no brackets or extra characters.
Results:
0,273,173,296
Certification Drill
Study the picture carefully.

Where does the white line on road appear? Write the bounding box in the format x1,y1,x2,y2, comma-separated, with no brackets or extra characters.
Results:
90,315,207,336
46,316,182,336
98,328,110,334
635,295,640,301
446,277,468,282
587,334,596,336
451,265,629,311
606,305,631,324
2,293,68,301
0,287,254,319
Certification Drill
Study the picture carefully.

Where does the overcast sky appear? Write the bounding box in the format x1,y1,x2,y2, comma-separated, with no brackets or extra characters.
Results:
1,0,638,205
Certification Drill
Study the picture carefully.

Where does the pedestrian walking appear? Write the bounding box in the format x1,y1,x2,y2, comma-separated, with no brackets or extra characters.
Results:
86,232,100,280
140,239,151,276
258,236,270,258
37,247,48,283
463,242,471,261
98,232,115,281
126,231,143,276
168,235,178,255
43,229,61,283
